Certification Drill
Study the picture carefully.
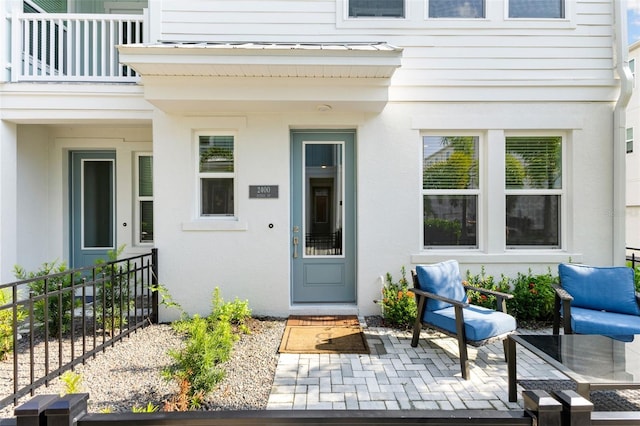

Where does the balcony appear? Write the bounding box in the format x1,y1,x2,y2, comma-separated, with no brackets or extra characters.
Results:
4,9,146,83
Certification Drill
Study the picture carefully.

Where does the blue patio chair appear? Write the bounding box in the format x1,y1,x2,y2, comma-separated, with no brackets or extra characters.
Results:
553,263,640,340
410,260,516,380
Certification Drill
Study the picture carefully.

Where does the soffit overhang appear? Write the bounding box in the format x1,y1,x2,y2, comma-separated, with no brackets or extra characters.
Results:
118,42,403,113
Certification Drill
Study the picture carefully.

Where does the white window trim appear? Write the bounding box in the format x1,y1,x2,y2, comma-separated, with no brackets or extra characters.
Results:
337,0,575,29
195,131,237,221
504,0,573,24
134,152,153,246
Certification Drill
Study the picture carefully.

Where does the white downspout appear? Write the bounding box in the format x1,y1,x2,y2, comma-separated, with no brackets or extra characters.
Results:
613,0,633,265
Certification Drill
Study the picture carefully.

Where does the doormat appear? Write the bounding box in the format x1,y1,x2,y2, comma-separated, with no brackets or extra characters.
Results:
278,315,370,354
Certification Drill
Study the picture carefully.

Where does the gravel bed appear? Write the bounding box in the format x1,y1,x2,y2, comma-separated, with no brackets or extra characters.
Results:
0,317,286,418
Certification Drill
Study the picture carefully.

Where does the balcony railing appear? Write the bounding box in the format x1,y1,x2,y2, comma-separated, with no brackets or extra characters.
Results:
7,10,146,82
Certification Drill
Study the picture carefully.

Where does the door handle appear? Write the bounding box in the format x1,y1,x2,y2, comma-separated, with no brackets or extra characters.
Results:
293,236,299,258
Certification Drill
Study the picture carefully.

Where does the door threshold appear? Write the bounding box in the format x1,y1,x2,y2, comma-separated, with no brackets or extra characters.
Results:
289,304,358,317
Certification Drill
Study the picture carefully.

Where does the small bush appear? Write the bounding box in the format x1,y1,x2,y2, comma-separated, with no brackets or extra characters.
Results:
0,288,26,360
60,371,83,395
378,267,417,327
508,269,557,322
209,287,251,333
14,261,79,337
464,267,510,309
164,315,231,398
164,287,249,408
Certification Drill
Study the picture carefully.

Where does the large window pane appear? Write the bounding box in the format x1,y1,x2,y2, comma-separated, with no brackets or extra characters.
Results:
506,137,561,189
506,195,560,247
509,0,564,18
349,0,404,17
428,0,484,18
304,143,344,256
424,195,477,247
423,136,479,189
138,155,153,197
140,201,154,242
201,178,234,216
83,160,114,248
199,136,234,173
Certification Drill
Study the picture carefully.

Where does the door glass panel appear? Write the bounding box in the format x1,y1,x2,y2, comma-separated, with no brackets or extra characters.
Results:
304,143,343,256
83,160,114,249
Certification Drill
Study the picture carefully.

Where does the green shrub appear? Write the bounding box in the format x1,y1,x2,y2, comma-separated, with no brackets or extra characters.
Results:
508,269,557,322
93,245,133,333
164,315,233,398
379,267,417,327
464,267,510,309
0,288,26,360
164,287,249,406
628,261,640,292
59,370,83,395
209,287,251,333
14,261,79,337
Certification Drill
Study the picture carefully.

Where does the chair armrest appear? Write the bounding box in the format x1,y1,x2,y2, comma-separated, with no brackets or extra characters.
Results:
464,285,513,313
552,284,574,334
411,287,470,309
553,284,574,302
464,285,514,300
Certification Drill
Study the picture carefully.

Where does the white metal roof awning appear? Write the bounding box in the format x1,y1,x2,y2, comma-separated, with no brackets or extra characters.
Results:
118,42,403,113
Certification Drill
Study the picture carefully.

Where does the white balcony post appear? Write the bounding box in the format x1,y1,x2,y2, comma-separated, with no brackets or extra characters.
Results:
10,8,20,81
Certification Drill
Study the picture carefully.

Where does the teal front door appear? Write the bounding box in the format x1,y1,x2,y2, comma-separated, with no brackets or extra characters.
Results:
291,131,356,303
70,151,116,268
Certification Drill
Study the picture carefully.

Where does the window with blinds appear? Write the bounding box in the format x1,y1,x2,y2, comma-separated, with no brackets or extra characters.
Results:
136,154,153,244
508,0,564,18
348,0,404,17
198,134,235,217
505,136,562,248
428,0,484,18
422,136,479,248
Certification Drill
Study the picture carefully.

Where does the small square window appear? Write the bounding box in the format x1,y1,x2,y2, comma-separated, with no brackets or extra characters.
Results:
428,0,484,18
508,0,564,18
349,0,404,17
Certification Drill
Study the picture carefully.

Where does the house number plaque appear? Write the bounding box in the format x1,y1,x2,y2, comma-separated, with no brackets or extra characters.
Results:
249,185,279,199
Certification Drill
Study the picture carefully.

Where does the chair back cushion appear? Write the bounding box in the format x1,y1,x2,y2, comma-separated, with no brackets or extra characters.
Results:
415,260,467,311
558,263,640,316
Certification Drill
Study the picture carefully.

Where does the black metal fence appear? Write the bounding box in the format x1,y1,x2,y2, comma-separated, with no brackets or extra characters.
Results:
0,249,158,410
627,247,640,270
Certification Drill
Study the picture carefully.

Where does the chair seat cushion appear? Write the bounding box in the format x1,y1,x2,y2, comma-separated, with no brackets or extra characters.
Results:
425,305,517,342
416,260,467,312
571,307,640,339
559,263,640,316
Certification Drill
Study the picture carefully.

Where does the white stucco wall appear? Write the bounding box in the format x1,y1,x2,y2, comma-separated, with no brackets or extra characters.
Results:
150,100,614,321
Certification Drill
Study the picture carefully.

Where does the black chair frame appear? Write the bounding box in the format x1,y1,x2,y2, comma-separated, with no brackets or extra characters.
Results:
410,270,515,380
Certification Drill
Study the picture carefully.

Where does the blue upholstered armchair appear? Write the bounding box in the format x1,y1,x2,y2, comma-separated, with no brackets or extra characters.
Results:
553,263,640,340
410,260,516,380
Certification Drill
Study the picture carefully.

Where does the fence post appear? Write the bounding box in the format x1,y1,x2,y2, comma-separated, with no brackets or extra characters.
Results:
552,390,593,426
14,394,58,426
44,393,89,426
522,389,562,426
151,248,159,324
